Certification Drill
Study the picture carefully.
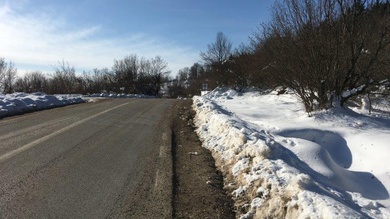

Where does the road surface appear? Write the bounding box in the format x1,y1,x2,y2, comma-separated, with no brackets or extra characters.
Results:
0,99,175,218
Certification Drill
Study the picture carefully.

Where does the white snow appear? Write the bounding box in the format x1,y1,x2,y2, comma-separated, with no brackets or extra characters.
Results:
87,93,156,98
193,88,390,219
0,93,85,118
0,92,156,118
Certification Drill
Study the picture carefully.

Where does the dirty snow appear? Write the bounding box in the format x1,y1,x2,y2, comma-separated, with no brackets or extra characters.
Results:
193,88,390,219
0,93,85,118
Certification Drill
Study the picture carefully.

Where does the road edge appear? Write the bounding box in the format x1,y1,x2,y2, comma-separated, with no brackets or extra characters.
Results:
153,100,176,218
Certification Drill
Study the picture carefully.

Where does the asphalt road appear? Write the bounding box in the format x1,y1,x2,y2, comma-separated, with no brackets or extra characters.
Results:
0,98,176,218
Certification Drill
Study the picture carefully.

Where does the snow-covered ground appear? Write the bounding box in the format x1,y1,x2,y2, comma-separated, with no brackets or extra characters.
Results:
0,92,158,119
87,93,156,98
0,93,85,118
193,88,390,219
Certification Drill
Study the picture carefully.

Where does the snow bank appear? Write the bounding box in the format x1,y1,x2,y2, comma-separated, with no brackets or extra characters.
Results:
193,88,390,219
87,93,156,98
0,93,85,118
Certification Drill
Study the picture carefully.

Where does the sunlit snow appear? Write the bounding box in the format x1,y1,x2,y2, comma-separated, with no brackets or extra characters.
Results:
193,88,390,219
0,93,84,118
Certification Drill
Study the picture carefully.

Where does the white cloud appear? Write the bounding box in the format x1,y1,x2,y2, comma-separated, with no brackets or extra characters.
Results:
0,3,10,16
0,2,198,75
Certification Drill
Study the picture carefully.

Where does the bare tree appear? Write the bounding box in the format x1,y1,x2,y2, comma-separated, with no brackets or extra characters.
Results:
200,32,233,86
189,63,204,82
177,67,189,86
148,56,171,96
167,68,190,98
84,68,113,93
201,32,232,65
254,0,390,112
112,54,139,93
49,60,78,94
0,58,17,94
14,71,48,93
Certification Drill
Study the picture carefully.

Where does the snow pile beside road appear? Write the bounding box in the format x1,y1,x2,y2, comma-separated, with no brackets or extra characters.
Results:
0,93,84,118
193,88,390,219
87,93,156,98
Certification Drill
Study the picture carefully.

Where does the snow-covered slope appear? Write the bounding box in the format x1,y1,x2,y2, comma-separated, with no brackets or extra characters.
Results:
0,93,85,118
193,88,390,219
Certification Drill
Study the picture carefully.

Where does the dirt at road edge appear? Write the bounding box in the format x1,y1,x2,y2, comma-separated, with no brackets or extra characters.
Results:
172,99,235,219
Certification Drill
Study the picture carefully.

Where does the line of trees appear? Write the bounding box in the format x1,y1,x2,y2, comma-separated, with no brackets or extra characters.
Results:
170,0,390,112
1,55,170,97
2,0,389,112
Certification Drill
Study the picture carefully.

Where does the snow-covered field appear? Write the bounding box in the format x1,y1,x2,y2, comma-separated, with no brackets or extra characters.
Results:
0,93,85,118
193,88,390,219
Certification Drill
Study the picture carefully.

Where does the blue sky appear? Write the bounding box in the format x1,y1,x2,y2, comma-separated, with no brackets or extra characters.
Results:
0,0,274,76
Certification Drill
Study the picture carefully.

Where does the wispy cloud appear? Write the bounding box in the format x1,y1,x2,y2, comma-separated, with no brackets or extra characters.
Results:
0,2,198,75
